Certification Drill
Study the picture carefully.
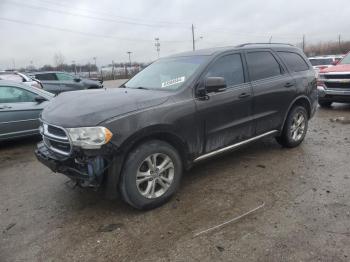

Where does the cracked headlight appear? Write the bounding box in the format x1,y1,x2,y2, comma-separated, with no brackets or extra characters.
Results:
67,127,113,149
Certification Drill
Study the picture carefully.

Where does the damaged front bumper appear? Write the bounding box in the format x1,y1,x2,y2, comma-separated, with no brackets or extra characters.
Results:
35,141,110,187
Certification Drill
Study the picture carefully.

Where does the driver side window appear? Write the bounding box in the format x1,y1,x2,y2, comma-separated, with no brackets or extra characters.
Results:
205,54,245,87
0,86,37,103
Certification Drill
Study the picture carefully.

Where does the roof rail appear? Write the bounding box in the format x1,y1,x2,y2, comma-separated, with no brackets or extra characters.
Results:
236,43,294,47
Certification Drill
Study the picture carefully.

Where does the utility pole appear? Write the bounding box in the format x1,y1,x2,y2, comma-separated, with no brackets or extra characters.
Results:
192,24,195,51
72,60,76,75
127,51,132,67
338,34,342,53
269,36,273,43
93,57,97,71
88,62,91,78
127,51,132,77
154,37,160,58
112,60,115,80
302,35,305,52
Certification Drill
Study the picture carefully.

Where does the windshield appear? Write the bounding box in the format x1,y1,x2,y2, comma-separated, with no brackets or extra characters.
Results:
340,53,350,65
309,58,333,66
125,56,207,90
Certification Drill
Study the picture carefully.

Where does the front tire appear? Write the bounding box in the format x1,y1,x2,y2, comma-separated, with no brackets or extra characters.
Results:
119,140,182,210
276,106,308,148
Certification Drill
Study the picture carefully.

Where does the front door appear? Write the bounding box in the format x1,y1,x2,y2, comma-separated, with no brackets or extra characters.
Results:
0,85,44,140
195,53,254,153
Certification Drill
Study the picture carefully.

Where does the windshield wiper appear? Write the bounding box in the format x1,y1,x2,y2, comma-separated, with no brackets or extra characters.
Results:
134,86,149,90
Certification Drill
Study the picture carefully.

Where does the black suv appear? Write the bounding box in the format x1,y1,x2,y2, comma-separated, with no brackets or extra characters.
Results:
35,44,317,210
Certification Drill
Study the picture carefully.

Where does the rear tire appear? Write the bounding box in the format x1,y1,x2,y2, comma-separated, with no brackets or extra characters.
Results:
119,140,182,210
276,106,308,148
318,101,332,108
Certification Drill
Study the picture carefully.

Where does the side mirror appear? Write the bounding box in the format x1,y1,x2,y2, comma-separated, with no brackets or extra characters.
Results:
34,95,47,104
74,77,81,82
205,77,227,93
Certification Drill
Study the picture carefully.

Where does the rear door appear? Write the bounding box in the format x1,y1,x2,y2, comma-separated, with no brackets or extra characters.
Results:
245,50,296,135
55,72,83,91
0,85,45,140
195,52,254,153
35,73,62,94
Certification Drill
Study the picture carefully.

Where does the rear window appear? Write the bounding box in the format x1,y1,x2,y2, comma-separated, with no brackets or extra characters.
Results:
56,73,74,81
35,73,57,81
309,58,333,66
246,51,282,81
279,52,309,72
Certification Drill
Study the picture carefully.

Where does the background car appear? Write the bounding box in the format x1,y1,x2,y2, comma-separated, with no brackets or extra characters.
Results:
308,55,344,71
0,80,53,141
0,71,43,89
317,51,350,107
29,71,103,94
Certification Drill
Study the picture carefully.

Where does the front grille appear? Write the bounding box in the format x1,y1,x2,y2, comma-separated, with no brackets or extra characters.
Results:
325,74,350,79
41,123,71,156
47,125,66,138
325,82,350,89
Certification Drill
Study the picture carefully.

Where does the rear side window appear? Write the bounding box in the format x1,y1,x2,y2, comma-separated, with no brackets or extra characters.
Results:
278,52,309,72
35,73,57,81
205,54,245,87
246,51,282,81
56,73,74,81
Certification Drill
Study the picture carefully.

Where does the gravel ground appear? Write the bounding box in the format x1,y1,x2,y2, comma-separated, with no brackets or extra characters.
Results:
1,104,350,262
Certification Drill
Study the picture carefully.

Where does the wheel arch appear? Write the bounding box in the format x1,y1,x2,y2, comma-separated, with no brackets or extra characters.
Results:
105,125,191,199
280,96,311,132
120,126,190,168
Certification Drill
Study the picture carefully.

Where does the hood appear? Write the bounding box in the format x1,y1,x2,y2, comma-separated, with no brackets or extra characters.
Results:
42,88,170,127
321,64,350,73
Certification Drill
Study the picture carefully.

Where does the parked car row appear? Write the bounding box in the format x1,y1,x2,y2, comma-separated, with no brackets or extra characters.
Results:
29,71,103,95
1,71,103,95
0,70,104,141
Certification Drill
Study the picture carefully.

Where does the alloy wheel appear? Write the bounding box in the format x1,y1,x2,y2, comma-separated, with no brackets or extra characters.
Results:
290,112,306,142
136,153,175,199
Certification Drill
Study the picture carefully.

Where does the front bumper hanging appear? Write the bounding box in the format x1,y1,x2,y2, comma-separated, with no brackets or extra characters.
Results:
35,141,109,186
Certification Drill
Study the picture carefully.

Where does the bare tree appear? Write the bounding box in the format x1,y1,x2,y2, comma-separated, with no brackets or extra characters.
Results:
53,52,65,71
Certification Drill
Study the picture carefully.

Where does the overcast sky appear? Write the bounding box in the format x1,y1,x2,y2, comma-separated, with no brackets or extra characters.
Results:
0,0,349,69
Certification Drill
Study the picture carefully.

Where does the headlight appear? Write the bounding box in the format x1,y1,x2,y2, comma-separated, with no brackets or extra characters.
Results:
67,127,113,149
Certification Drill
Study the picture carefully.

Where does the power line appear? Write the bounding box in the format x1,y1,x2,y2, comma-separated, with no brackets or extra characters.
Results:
3,0,189,29
29,0,189,26
0,17,191,43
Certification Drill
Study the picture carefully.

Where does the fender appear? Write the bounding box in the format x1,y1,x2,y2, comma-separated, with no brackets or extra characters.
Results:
118,124,189,155
280,95,312,132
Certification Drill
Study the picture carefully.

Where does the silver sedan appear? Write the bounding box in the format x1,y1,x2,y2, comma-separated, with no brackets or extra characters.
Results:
0,80,53,141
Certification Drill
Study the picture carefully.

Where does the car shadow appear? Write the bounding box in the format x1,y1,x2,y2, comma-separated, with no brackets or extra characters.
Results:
0,135,41,151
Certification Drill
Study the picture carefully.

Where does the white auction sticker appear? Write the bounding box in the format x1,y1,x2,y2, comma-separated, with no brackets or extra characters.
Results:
161,76,185,88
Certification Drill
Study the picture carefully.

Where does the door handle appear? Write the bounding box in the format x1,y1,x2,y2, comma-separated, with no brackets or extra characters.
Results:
284,83,294,88
0,105,11,109
238,93,250,99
